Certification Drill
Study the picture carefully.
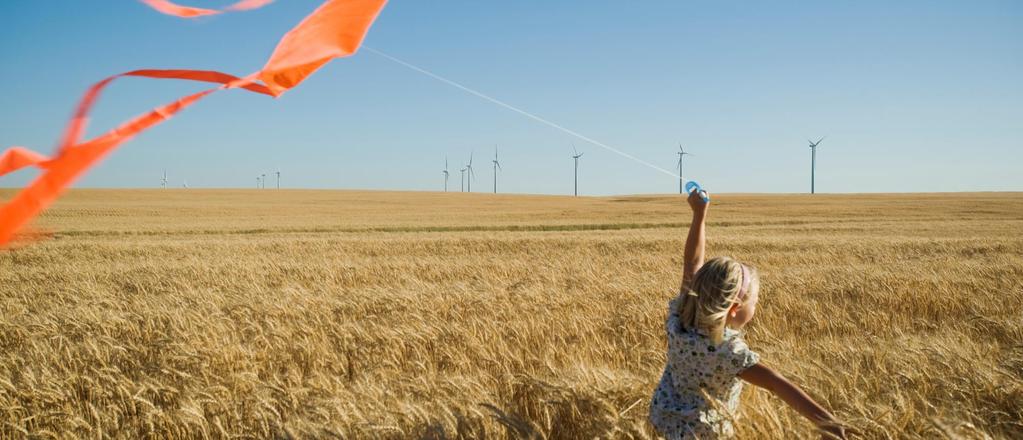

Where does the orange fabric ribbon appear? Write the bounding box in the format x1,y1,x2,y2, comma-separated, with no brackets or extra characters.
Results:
0,148,50,176
141,0,275,18
0,0,388,246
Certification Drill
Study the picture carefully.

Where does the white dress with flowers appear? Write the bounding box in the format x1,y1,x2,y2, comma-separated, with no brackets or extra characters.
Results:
649,297,760,439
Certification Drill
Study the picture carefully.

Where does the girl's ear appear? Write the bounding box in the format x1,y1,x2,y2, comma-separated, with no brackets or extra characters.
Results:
727,302,739,318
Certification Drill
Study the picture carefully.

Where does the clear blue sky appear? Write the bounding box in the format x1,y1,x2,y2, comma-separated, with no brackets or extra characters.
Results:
1,0,1020,194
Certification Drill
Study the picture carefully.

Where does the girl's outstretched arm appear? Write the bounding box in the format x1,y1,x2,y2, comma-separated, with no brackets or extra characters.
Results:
739,363,848,439
681,189,709,292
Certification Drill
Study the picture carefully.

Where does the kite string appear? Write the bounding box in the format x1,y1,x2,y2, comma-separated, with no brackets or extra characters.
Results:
362,46,682,180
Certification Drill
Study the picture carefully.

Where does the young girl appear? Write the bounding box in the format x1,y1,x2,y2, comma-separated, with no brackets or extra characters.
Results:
649,188,847,439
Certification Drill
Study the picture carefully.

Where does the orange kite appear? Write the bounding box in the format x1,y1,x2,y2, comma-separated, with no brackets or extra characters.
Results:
0,0,388,246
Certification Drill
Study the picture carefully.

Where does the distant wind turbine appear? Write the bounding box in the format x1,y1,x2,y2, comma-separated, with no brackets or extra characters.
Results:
676,145,693,194
808,137,825,194
182,179,188,189
572,144,583,196
466,152,476,192
256,176,261,189
161,169,167,189
276,170,281,189
443,157,450,192
492,145,502,194
261,173,266,189
460,165,467,192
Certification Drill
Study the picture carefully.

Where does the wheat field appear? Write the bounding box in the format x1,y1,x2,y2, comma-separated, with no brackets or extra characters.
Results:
0,189,1020,439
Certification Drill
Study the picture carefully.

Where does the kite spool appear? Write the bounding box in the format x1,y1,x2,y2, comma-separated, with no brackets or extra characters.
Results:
685,181,710,203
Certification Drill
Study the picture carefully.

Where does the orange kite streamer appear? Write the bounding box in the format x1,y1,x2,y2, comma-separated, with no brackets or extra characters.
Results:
0,147,49,176
141,0,275,18
0,0,388,246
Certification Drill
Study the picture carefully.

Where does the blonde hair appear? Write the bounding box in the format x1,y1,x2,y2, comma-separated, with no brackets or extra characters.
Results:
675,256,759,344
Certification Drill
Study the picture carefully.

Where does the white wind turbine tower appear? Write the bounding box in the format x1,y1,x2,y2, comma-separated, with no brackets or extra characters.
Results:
465,152,476,192
460,164,467,192
676,144,693,194
261,173,266,189
443,157,450,192
808,137,825,194
161,169,167,189
492,145,502,194
256,176,261,189
572,144,583,196
275,170,280,189
182,179,188,189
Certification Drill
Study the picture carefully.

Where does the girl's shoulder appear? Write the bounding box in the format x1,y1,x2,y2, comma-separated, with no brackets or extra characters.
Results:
722,327,744,342
721,328,752,351
720,328,760,373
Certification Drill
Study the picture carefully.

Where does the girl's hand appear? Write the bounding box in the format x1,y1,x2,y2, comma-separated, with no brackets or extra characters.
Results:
820,421,858,439
687,188,709,215
819,422,848,439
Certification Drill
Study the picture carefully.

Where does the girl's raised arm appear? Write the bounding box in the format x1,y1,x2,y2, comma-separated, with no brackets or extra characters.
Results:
681,189,709,292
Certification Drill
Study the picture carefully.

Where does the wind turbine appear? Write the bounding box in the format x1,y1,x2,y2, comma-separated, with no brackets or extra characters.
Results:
182,179,188,189
261,173,266,189
161,169,167,189
572,144,583,196
443,157,450,192
460,165,467,192
492,145,502,194
808,137,825,194
465,152,476,192
256,176,261,189
676,144,693,194
275,170,280,189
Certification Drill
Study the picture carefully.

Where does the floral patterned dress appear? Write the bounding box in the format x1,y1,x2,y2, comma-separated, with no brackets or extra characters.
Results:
649,297,760,439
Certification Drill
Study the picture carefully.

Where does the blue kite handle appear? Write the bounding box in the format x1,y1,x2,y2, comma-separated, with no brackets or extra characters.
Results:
685,181,710,202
